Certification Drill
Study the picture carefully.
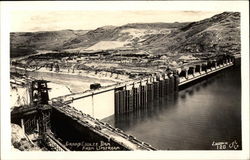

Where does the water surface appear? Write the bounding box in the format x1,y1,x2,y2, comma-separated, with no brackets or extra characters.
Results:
107,62,241,150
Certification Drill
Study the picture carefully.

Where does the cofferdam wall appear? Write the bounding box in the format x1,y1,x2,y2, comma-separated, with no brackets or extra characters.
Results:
50,107,127,151
50,105,156,151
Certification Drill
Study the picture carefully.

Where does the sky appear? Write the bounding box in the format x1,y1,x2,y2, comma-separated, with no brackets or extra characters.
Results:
10,11,222,32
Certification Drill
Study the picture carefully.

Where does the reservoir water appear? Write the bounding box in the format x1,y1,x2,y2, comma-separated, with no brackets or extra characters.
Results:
107,60,241,150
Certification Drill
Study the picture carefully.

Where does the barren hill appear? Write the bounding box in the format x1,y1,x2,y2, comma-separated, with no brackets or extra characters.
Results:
141,12,240,54
10,30,88,57
10,12,240,57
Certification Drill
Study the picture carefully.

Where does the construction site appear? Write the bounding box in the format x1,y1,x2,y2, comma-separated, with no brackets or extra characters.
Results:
10,50,235,151
8,9,241,152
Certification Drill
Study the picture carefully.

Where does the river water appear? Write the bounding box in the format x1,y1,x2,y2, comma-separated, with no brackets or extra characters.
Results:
107,60,241,150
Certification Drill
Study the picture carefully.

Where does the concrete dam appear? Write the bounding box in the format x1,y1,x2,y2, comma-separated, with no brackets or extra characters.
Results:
54,56,234,117
11,56,235,151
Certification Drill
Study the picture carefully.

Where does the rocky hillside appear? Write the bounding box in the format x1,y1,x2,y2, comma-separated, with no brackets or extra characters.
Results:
10,12,240,57
142,12,240,54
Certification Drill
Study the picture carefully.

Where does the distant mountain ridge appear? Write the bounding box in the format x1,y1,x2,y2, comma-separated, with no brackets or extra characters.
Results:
141,12,240,54
10,12,240,57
